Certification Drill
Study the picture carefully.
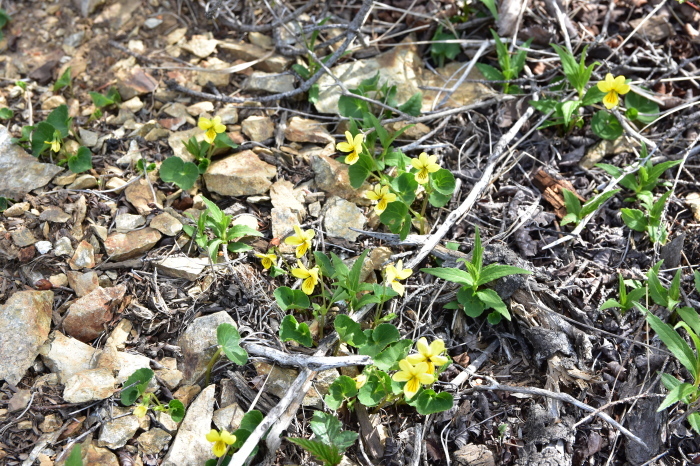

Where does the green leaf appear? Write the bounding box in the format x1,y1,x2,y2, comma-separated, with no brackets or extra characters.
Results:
358,371,391,406
620,208,647,232
0,107,13,119
475,63,505,82
46,105,71,138
325,376,358,410
457,288,486,317
647,268,669,308
625,92,659,125
428,190,451,208
67,146,93,173
580,189,620,217
310,410,358,452
688,412,700,435
120,368,154,406
600,299,623,310
694,270,700,294
0,197,8,212
422,267,474,287
398,92,423,116
287,438,342,466
338,95,369,119
411,389,453,415
217,323,248,365
65,444,83,466
346,249,369,294
478,0,498,19
168,399,186,423
239,410,264,433
476,264,530,287
529,99,557,113
658,382,697,411
391,172,418,205
560,101,580,127
660,372,681,392
358,324,400,357
642,305,698,381
476,288,510,321
379,201,411,239
313,252,335,278
430,26,461,68
591,111,623,140
89,91,115,108
53,67,72,92
213,131,238,150
581,86,605,106
373,339,413,371
348,152,374,189
160,156,199,190
279,315,313,347
430,168,456,196
334,314,367,347
30,122,56,157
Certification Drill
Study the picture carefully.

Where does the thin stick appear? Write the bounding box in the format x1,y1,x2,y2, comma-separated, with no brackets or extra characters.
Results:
245,343,373,371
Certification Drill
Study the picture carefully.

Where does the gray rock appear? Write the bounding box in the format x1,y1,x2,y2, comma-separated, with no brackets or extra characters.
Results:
63,368,116,403
64,31,85,47
270,179,305,218
73,0,105,16
0,290,53,385
150,212,183,236
54,237,74,257
270,207,299,255
204,150,276,197
137,428,172,455
323,197,367,242
244,71,295,94
39,207,71,223
0,125,62,198
40,331,98,383
284,117,334,144
241,115,274,142
66,271,99,297
35,241,53,254
162,385,216,466
11,228,37,247
68,240,96,270
178,311,237,385
3,202,30,217
213,402,245,431
67,174,98,190
103,228,162,261
311,153,370,204
115,213,146,233
78,128,99,147
155,257,210,281
98,407,140,449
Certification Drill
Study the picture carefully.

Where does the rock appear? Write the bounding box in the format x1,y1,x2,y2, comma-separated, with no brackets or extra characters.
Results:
116,67,159,100
686,193,700,221
253,361,338,408
155,257,210,281
167,127,201,163
41,95,67,111
244,71,295,94
63,368,116,403
241,115,274,142
311,153,370,203
115,213,146,232
216,106,238,125
54,237,74,257
39,207,71,223
178,311,237,385
98,406,140,449
284,117,334,144
186,101,214,116
0,290,53,385
125,179,165,215
62,285,127,342
137,428,172,455
66,271,99,297
40,331,98,383
68,240,96,270
116,140,142,166
579,136,638,169
162,385,216,466
39,414,62,433
78,128,99,148
35,241,53,254
11,228,37,247
8,389,31,412
195,57,231,87
49,273,69,287
105,177,127,192
213,402,245,431
270,207,300,255
84,445,119,466
217,41,292,73
104,228,162,261
173,385,202,407
386,121,430,139
73,0,104,16
64,31,86,47
156,365,183,391
150,212,183,236
67,174,98,189
4,201,30,217
54,172,78,186
121,97,144,113
112,351,153,385
144,127,171,141
629,15,674,42
104,319,132,350
0,125,62,198
323,197,367,241
270,179,306,219
204,150,276,197
182,34,219,58
452,444,496,466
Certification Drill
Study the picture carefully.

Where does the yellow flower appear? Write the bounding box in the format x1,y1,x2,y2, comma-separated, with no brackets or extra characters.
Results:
353,374,368,390
132,404,148,418
365,185,397,214
597,73,631,109
198,116,226,144
392,359,434,399
384,260,412,296
255,252,277,270
284,225,315,258
336,131,364,165
291,260,320,295
410,152,440,184
206,429,236,457
406,337,449,373
44,137,61,153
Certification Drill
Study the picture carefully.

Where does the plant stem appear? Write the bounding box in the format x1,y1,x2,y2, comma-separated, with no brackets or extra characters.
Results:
204,347,223,386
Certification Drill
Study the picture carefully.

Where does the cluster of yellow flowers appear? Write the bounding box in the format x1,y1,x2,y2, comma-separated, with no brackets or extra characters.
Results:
392,337,449,398
207,428,236,457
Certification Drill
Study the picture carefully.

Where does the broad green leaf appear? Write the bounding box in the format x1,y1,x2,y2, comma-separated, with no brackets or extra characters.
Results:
160,156,199,190
325,376,358,410
391,172,418,205
168,399,185,422
581,86,605,106
120,368,154,406
379,201,411,239
591,111,623,140
0,107,13,119
310,410,357,451
560,100,580,127
313,252,335,278
373,339,413,371
347,250,369,294
347,152,374,188
358,324,400,357
478,0,498,19
529,99,557,113
239,410,264,433
67,146,93,173
596,163,623,178
428,190,451,208
620,208,647,232
53,67,72,92
430,27,460,68
213,131,239,150
65,444,83,466
430,168,456,196
279,315,313,347
476,264,530,287
580,189,620,217
89,91,115,108
217,323,248,365
421,267,473,287
338,94,369,119
477,288,510,320
334,314,367,347
625,92,659,125
645,160,681,190
688,412,700,434
457,288,486,317
647,270,669,308
694,270,700,294
287,438,342,466
46,105,71,138
30,122,56,157
226,224,262,241
358,371,391,407
475,63,504,81
658,382,697,411
274,286,310,311
411,389,453,415
660,372,681,391
471,226,484,274
642,305,698,380
600,299,623,310
398,92,423,117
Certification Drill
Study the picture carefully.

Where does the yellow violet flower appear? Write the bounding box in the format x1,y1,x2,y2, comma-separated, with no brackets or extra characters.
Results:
44,138,61,153
384,260,412,296
255,252,277,270
206,428,236,458
410,152,440,184
392,359,434,399
365,185,397,214
198,115,226,144
284,225,315,258
291,260,320,295
406,337,449,374
336,131,364,165
132,404,148,418
353,373,368,390
597,73,631,109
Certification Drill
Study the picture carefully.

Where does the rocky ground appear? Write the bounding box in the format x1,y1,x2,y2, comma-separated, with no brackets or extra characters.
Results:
0,0,700,465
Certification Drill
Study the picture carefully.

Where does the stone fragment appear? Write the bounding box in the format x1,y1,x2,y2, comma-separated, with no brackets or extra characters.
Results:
40,332,98,383
98,407,140,449
194,57,231,87
39,414,62,433
53,172,78,186
66,271,99,297
167,127,200,163
78,128,99,147
41,95,67,110
4,202,30,217
68,240,96,270
121,96,144,112
39,207,71,223
115,213,146,232
104,319,132,350
162,385,216,466
253,361,338,408
186,101,214,116
204,150,276,197
183,34,219,58
116,67,159,100
217,41,292,73
311,153,370,203
54,237,74,257
137,428,172,455
284,117,334,144
0,290,53,385
156,365,183,391
173,385,202,407
49,273,68,287
62,285,127,342
63,368,116,403
213,402,245,431
72,0,104,16
216,106,238,124
155,257,210,281
270,179,306,219
67,174,98,189
386,121,430,139
178,311,237,385
7,389,30,412
323,197,367,241
244,71,295,94
84,445,119,466
629,15,674,41
125,179,164,215
35,241,52,254
241,115,274,142
11,228,37,247
452,444,496,466
105,177,127,192
150,212,183,236
580,136,638,169
104,228,162,261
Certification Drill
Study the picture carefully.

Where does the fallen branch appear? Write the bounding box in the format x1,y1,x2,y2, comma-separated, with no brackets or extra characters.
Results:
245,343,372,371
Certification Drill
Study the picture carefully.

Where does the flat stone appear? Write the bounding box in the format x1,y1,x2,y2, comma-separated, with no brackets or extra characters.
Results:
49,273,68,287
137,428,172,455
218,40,293,73
66,271,99,297
98,407,140,449
125,179,165,215
53,172,78,186
72,0,104,16
216,106,238,125
194,57,231,87
3,202,30,217
121,97,144,113
40,331,98,383
244,71,295,94
178,311,237,385
241,115,274,142
115,213,146,232
386,121,431,139
68,240,96,270
41,95,67,111
323,197,367,242
0,290,53,385
213,402,245,431
253,361,338,408
204,150,276,197
104,228,162,261
173,385,202,407
84,445,119,466
11,228,37,247
311,153,370,204
105,177,127,193
39,414,62,433
67,174,98,190
104,319,132,350
35,241,53,254
162,385,216,466
62,285,127,342
156,366,183,391
54,237,74,257
0,125,62,199
39,207,71,223
630,15,674,41
155,257,209,281
78,128,99,147
186,101,214,116
116,67,159,101
63,368,116,403
452,444,496,466
144,128,171,142
270,179,306,219
150,212,183,236
182,34,219,58
270,207,299,255
284,117,334,144
167,127,201,163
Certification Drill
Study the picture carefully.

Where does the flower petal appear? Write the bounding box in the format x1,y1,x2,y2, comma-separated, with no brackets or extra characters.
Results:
398,359,414,372
345,152,359,165
416,337,430,356
429,339,445,355
602,91,618,109
302,277,316,294
391,280,405,296
404,378,420,398
415,169,430,184
206,429,221,442
198,118,212,131
410,157,424,170
212,441,227,457
292,268,310,279
337,142,353,152
295,242,309,257
353,133,365,148
397,267,413,280
417,372,435,385
430,355,449,367
406,353,426,365
220,430,236,445
392,371,412,382
214,122,226,134
344,131,354,145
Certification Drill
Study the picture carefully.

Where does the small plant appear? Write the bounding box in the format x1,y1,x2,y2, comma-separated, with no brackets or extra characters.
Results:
430,25,461,68
476,30,532,94
422,226,530,324
120,368,185,422
287,411,358,466
560,188,621,226
65,444,83,466
597,148,681,200
601,274,647,313
203,323,248,385
53,67,72,93
620,191,672,244
647,261,684,313
204,410,264,465
0,9,10,40
89,86,121,120
0,107,13,119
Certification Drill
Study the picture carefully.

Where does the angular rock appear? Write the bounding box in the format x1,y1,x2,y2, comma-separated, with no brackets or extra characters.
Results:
98,406,140,449
155,257,209,281
453,444,496,466
40,331,98,383
62,285,127,342
244,71,295,94
150,212,183,236
270,179,306,218
173,385,202,407
84,445,119,466
125,179,164,215
195,57,231,87
115,213,146,233
104,228,162,261
241,115,274,142
116,67,159,101
11,228,37,247
271,207,299,255
217,40,292,73
67,174,98,190
54,237,74,257
162,385,216,466
137,428,172,455
54,171,78,186
39,413,62,433
156,365,183,391
253,361,338,408
78,129,99,148
167,128,200,163
35,241,53,254
213,402,245,431
182,34,219,58
0,290,53,385
39,207,71,223
63,368,116,403
4,201,30,217
284,117,334,144
323,196,367,241
68,240,96,270
311,153,370,203
216,106,238,125
203,150,276,197
66,271,99,297
178,311,237,385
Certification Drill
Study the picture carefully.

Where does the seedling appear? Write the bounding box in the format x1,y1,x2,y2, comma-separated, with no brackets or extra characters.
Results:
430,25,461,68
422,226,530,324
0,9,9,40
560,188,620,226
646,261,683,313
65,444,83,466
0,108,13,119
89,86,121,119
203,323,248,385
121,368,185,423
53,67,72,93
597,146,681,199
287,411,358,466
476,30,532,94
620,191,672,244
600,274,647,313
